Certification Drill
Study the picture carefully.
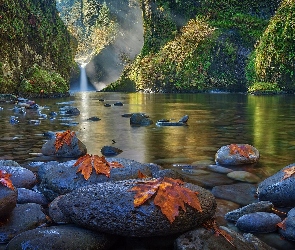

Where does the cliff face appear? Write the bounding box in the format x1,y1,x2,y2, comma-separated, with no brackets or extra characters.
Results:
0,0,76,94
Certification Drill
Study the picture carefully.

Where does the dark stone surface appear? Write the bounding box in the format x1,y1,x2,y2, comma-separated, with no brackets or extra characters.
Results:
236,212,281,233
0,161,36,189
215,144,260,165
41,133,87,158
6,224,115,250
0,203,46,243
211,183,258,206
53,179,216,237
257,163,295,207
0,185,17,219
175,226,273,250
130,113,153,126
17,188,48,205
37,158,173,201
225,201,274,222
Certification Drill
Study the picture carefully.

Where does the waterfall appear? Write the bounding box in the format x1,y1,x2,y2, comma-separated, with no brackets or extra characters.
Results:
80,63,88,91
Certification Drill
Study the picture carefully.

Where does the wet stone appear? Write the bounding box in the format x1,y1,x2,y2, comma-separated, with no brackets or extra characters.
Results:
236,212,281,233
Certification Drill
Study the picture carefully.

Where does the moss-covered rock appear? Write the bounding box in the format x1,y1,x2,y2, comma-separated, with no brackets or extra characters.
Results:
0,0,77,95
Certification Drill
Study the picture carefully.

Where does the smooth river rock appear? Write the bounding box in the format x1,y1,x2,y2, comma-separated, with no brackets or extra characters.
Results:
51,179,216,237
236,212,281,233
6,224,115,250
215,144,259,165
257,163,295,207
37,158,180,201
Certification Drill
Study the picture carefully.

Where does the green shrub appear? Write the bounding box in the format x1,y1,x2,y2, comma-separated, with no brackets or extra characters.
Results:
247,81,281,94
19,64,69,95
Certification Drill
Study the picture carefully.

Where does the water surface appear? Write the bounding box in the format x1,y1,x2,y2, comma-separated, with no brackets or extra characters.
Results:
1,92,295,180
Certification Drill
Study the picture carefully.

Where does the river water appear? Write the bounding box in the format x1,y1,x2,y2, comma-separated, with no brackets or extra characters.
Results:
1,92,295,181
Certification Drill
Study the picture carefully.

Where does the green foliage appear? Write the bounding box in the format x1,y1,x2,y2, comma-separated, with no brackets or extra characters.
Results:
19,64,69,95
247,82,282,95
253,0,295,92
125,18,216,92
58,0,118,64
110,0,282,93
0,0,76,94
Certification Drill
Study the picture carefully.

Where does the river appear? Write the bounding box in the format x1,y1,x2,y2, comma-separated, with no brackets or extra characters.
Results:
1,92,295,181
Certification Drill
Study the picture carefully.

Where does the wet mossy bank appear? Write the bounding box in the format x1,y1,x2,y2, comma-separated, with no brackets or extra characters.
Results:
0,0,77,96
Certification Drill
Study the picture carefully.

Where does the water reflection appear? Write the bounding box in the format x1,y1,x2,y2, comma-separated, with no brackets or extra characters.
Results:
1,92,295,179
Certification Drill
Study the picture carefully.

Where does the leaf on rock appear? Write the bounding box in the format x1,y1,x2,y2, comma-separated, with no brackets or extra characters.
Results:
203,218,235,247
54,130,76,152
74,154,124,180
130,177,202,223
229,144,254,158
138,170,148,179
0,170,14,190
282,166,295,180
277,218,287,230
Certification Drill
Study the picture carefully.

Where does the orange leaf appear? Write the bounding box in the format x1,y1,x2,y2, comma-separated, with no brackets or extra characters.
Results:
138,170,148,179
130,177,202,223
0,170,14,190
282,166,295,180
74,154,124,180
229,144,254,158
203,218,235,247
54,130,75,152
277,218,287,230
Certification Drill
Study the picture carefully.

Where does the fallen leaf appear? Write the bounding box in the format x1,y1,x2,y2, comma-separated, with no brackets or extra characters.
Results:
203,218,235,247
229,144,254,158
138,170,148,179
282,166,295,180
74,154,124,180
54,130,76,152
0,170,14,190
130,177,202,223
277,218,287,230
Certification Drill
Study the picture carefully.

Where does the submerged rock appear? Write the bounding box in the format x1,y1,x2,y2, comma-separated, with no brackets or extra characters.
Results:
130,113,153,126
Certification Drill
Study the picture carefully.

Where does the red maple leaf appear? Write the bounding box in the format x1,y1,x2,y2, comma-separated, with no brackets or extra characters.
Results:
73,154,124,180
130,177,202,223
54,130,76,152
0,170,14,190
229,144,254,158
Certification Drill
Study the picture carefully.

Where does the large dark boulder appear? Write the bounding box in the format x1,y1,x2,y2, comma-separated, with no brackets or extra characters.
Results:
51,179,216,237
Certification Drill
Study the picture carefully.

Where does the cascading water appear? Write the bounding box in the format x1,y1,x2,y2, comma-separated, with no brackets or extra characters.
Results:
79,63,88,91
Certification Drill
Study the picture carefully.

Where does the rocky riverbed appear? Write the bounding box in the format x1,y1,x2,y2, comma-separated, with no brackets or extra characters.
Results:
1,95,295,249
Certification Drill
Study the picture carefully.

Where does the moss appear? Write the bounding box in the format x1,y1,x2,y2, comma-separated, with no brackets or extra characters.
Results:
252,0,295,92
19,64,69,96
0,0,76,94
